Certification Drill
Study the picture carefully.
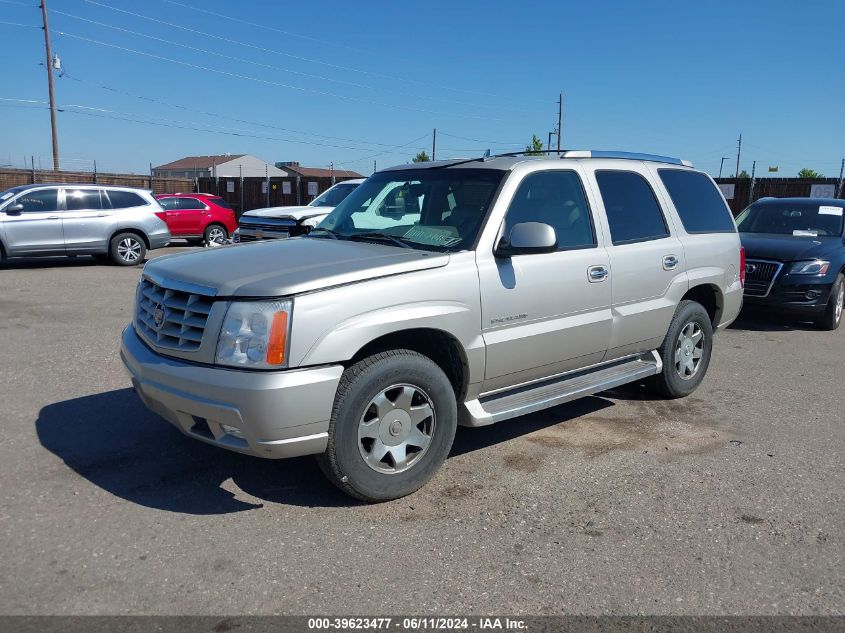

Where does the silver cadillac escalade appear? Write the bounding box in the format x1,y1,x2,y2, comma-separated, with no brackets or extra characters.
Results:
121,151,744,501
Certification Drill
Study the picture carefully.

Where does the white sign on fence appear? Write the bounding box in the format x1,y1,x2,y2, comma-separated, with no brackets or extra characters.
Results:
282,181,291,195
717,183,735,200
810,184,835,199
307,181,318,196
261,181,268,194
226,180,234,193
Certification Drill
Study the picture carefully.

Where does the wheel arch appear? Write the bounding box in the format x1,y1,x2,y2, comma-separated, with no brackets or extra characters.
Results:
682,283,722,326
109,227,150,249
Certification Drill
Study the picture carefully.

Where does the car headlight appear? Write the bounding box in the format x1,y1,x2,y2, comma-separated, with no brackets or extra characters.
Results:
301,215,326,229
215,300,292,369
789,260,830,275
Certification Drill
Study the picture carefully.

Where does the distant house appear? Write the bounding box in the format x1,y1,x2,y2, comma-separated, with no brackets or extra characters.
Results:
275,161,363,179
153,154,289,179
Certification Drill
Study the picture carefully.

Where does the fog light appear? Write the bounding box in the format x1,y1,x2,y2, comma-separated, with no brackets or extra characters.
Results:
220,424,245,439
805,290,820,300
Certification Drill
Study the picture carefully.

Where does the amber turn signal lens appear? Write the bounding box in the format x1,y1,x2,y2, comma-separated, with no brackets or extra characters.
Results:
266,311,288,365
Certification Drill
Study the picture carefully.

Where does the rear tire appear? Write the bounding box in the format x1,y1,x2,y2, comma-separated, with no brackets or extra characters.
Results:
648,300,714,399
203,224,228,245
109,232,146,266
815,274,844,331
317,350,457,502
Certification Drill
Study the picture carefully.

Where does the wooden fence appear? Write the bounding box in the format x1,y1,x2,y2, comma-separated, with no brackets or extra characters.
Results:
197,176,359,217
714,177,843,215
0,167,192,196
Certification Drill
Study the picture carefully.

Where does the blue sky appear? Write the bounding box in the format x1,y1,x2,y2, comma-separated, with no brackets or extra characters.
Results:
1,0,843,177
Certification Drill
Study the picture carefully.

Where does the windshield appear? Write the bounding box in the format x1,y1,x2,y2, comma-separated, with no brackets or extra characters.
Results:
736,200,844,237
309,182,360,207
315,169,505,251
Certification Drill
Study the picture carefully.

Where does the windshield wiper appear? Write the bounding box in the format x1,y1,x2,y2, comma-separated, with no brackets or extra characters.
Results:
347,232,414,249
307,227,340,239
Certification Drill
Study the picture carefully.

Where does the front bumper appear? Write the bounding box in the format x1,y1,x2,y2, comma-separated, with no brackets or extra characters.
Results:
743,277,835,314
120,325,343,459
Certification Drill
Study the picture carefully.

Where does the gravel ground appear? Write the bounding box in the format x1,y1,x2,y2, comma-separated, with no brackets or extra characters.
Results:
0,247,842,615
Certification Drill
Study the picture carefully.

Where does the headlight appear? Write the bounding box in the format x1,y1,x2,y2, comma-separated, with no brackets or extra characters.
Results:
789,260,830,275
215,300,292,368
301,215,326,229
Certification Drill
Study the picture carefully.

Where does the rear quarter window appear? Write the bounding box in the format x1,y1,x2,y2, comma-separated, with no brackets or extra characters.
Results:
658,169,736,233
106,190,147,209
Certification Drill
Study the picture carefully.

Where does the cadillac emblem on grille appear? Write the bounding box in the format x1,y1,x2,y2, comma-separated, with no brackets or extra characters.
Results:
153,304,165,330
745,263,757,274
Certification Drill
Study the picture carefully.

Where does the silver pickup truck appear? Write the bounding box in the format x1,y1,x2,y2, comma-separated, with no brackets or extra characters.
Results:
121,151,743,501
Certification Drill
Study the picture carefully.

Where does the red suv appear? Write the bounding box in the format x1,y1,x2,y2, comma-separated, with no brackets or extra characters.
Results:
155,193,237,245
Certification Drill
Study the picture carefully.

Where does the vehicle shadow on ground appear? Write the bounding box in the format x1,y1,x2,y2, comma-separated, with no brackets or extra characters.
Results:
727,308,821,332
2,256,103,269
37,388,617,514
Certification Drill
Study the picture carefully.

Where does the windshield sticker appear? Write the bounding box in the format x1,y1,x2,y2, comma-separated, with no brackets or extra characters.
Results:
793,230,819,237
818,205,843,216
402,225,462,247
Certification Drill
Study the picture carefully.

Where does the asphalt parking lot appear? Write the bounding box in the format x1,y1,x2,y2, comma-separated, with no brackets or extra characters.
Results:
0,246,842,616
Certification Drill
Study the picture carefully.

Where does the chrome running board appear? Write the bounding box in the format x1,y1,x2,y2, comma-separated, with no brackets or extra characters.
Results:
460,351,662,427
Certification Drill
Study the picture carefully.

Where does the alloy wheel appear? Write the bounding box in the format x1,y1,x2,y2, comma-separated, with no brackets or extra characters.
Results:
675,322,704,380
357,384,435,474
118,237,142,263
207,227,226,244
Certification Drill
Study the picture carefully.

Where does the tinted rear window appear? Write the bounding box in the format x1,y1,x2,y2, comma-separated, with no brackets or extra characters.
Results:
209,197,232,209
596,171,669,245
659,170,735,233
106,190,147,209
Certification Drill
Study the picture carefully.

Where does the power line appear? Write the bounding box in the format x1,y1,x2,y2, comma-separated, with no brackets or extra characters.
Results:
82,0,535,107
437,130,525,145
50,29,508,121
337,135,431,166
0,19,40,28
49,8,522,114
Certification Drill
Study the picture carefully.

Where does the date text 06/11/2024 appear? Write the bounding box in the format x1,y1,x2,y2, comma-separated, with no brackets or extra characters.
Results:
306,617,528,630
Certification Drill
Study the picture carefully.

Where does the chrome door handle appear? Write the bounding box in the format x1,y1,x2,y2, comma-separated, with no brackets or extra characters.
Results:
588,265,609,282
663,255,679,270
46,215,60,220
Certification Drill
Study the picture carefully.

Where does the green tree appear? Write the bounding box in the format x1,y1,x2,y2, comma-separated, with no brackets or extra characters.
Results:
738,170,750,178
525,134,544,156
798,168,823,178
412,150,430,163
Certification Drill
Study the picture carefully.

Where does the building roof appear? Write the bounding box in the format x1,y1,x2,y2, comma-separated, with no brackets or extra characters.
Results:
280,163,363,178
153,155,246,170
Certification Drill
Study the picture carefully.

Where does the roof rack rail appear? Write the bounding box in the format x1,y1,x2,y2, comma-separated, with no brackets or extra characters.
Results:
475,149,693,167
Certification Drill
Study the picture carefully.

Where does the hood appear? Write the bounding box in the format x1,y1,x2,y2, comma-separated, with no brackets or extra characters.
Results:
143,238,449,297
241,205,331,221
740,233,843,262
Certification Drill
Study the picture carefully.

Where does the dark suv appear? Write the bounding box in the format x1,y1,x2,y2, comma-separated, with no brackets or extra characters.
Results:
738,197,845,330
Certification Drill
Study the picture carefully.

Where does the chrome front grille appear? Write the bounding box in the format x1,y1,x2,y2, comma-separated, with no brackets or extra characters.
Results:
238,217,302,241
135,278,214,351
744,259,783,297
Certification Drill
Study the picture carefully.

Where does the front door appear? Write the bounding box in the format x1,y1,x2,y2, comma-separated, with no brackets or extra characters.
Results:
1,188,63,254
477,169,612,393
169,197,207,236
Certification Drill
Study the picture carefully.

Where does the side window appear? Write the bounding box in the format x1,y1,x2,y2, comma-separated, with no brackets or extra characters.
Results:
106,190,147,210
177,197,206,210
15,189,59,213
595,171,669,245
503,170,595,250
65,189,104,211
157,198,178,211
658,169,736,233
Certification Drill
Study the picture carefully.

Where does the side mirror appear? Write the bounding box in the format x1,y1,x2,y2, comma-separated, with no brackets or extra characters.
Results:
5,203,24,215
495,222,557,257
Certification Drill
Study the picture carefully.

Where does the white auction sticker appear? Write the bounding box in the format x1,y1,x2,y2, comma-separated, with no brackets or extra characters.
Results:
818,205,843,216
793,230,819,237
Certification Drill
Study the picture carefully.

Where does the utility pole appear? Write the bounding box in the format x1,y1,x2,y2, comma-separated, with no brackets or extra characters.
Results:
432,128,436,161
749,160,756,206
556,92,563,152
837,158,844,198
330,161,335,185
373,159,377,174
735,132,742,177
40,0,60,171
718,157,729,178
548,132,553,153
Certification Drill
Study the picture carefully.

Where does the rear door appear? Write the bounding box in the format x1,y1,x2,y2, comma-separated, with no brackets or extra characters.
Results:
477,168,612,392
590,167,687,360
62,187,110,252
1,187,63,254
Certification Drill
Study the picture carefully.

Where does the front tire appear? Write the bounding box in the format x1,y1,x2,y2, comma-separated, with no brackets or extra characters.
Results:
815,274,844,331
648,300,714,399
317,350,457,502
109,232,146,266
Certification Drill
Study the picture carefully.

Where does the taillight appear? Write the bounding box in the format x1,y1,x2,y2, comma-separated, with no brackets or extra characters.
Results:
739,245,746,287
155,211,167,222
